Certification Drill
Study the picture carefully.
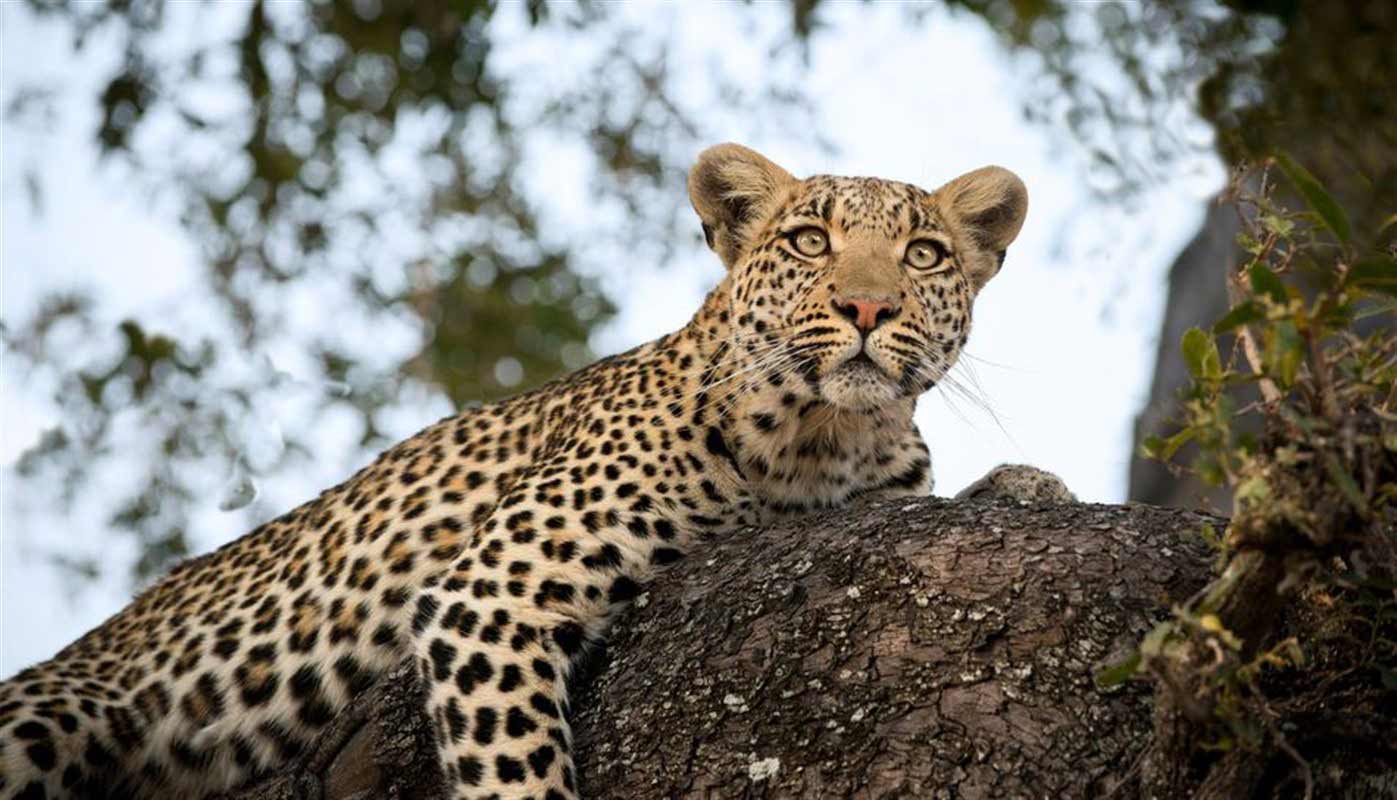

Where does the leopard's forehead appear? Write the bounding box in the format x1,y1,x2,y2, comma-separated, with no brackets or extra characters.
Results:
778,175,949,236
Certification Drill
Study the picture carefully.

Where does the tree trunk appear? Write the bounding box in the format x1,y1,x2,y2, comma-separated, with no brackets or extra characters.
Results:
1127,199,1238,511
222,496,1395,799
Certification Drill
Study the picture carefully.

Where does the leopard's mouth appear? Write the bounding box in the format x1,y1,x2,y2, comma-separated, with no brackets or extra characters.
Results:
839,349,890,379
846,351,876,367
815,346,903,410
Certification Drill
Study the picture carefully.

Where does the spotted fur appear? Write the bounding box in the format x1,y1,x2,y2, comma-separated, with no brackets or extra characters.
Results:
0,143,1028,799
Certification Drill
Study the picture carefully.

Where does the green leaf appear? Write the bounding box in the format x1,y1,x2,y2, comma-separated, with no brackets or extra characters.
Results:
1182,327,1221,380
1202,736,1236,753
1196,457,1227,486
1140,435,1165,459
1160,428,1196,460
1236,232,1263,256
1263,321,1303,387
1322,454,1369,514
1141,429,1196,461
1349,255,1397,298
1258,213,1294,237
1274,151,1352,243
1094,649,1141,689
1213,301,1262,333
1200,522,1222,549
1248,262,1288,303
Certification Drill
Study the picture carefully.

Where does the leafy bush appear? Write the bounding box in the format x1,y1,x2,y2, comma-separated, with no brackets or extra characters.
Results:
1107,156,1396,795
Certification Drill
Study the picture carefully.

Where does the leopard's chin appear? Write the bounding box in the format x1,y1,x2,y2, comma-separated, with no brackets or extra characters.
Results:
819,355,900,411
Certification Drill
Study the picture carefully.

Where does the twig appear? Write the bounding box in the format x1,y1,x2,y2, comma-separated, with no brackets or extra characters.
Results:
1272,726,1315,800
1225,174,1285,405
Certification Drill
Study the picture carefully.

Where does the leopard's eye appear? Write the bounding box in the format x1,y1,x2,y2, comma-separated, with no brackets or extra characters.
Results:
789,227,829,258
905,239,949,271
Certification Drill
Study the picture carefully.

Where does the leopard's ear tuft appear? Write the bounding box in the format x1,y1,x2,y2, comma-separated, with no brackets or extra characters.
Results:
935,166,1028,290
688,143,797,269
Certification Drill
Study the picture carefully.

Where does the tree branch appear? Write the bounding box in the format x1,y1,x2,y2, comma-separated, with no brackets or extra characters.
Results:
221,496,1395,799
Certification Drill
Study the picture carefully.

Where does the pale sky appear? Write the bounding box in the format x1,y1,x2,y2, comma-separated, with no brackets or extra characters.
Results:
0,2,1220,675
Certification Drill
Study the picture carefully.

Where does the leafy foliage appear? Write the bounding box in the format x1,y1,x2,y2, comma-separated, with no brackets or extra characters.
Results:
1121,161,1396,794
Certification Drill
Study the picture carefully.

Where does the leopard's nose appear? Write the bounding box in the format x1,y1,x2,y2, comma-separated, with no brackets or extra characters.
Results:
832,295,898,333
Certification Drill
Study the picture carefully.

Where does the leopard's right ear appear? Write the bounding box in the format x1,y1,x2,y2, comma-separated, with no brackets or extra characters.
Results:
688,143,797,269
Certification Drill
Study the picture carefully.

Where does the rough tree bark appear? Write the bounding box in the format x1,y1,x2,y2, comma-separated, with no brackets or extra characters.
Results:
222,496,1394,799
570,497,1214,799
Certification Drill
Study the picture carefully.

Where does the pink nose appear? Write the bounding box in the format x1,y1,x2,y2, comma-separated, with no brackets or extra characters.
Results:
833,296,897,333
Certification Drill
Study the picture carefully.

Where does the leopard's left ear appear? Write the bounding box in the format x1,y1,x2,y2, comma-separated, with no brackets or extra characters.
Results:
935,166,1028,290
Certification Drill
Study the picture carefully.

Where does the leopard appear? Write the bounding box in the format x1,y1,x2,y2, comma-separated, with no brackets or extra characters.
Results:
0,143,1036,799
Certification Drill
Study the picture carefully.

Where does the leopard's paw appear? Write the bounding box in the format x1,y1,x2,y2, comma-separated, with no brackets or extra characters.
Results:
954,463,1075,504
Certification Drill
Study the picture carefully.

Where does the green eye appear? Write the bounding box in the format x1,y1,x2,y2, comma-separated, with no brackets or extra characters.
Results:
789,227,829,257
905,239,948,271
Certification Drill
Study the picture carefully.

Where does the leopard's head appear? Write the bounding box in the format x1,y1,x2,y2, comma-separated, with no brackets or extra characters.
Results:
690,143,1027,412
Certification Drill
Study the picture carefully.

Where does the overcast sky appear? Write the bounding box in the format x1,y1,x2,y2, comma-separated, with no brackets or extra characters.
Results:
0,2,1220,676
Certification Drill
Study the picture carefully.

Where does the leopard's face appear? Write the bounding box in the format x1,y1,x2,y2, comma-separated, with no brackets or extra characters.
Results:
690,145,1028,412
727,176,979,411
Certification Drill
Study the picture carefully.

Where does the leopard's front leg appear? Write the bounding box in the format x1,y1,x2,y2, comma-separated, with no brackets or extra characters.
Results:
413,591,579,799
411,477,668,799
